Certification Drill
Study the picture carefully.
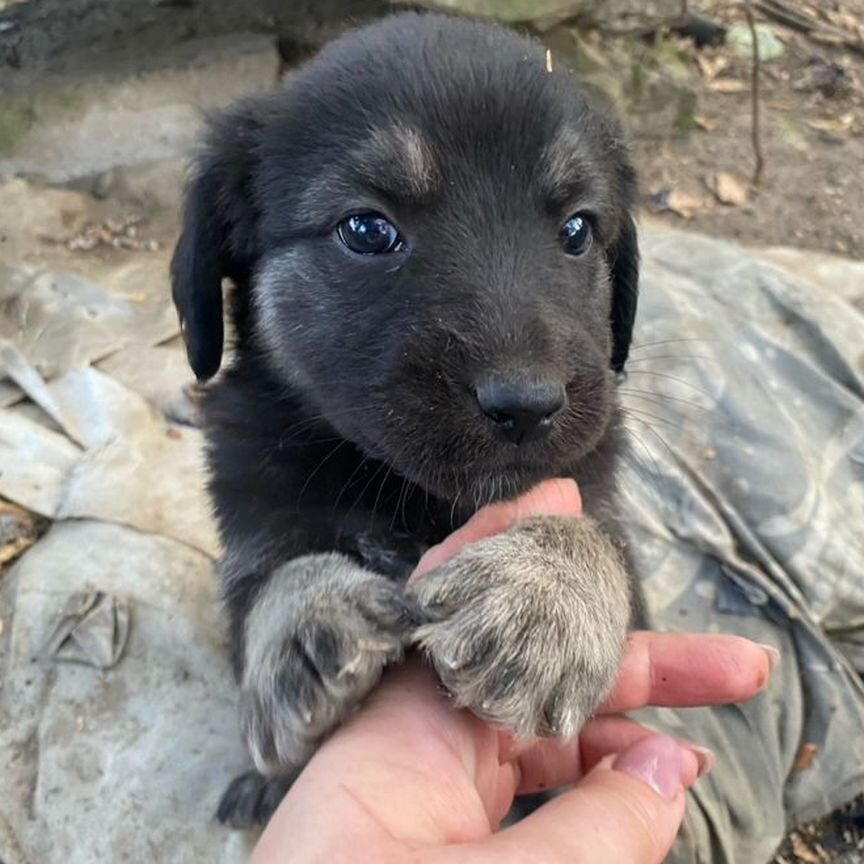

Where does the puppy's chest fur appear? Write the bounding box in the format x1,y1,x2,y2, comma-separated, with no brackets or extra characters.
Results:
205,357,627,583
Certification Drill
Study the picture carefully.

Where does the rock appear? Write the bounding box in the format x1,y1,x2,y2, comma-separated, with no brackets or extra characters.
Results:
0,38,276,182
87,157,188,212
793,58,854,99
389,0,681,28
593,0,680,30
544,28,698,139
727,22,785,61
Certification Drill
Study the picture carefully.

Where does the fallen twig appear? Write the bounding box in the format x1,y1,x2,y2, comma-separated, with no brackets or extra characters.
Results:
744,1,765,186
753,0,864,56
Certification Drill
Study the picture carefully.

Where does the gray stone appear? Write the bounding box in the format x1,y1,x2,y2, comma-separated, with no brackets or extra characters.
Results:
389,0,681,27
727,21,785,61
0,37,277,182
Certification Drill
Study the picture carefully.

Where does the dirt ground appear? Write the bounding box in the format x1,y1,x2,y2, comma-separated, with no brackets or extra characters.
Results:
630,0,864,260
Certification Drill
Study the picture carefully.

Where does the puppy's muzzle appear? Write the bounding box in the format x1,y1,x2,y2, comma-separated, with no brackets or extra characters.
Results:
475,377,566,445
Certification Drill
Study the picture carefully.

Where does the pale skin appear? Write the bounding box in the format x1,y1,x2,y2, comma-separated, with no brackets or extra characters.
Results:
252,480,777,864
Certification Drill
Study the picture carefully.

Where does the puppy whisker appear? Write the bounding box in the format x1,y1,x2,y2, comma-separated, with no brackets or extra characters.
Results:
620,432,670,509
278,404,384,443
622,370,716,402
618,388,715,415
623,354,719,366
332,455,372,515
371,461,396,527
629,337,717,352
622,405,687,434
621,411,682,470
295,439,352,507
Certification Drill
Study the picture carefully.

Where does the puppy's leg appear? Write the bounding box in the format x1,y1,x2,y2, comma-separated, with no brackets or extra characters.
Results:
219,553,415,827
217,771,294,829
407,516,632,738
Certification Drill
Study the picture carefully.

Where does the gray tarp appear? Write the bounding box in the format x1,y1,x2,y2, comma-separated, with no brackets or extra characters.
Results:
625,230,864,863
0,224,861,863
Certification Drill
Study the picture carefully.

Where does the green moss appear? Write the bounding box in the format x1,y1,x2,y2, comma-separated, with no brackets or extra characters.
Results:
773,115,809,153
0,87,86,155
0,99,35,154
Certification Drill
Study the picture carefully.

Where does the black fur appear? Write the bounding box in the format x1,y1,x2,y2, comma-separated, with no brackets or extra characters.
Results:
171,12,640,826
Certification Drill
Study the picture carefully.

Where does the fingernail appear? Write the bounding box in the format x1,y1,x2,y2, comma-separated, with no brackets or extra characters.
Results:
757,643,781,672
689,745,716,778
613,734,683,800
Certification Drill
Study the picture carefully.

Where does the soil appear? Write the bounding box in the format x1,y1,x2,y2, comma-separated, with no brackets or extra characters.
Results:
629,0,864,259
3,0,862,259
772,793,864,863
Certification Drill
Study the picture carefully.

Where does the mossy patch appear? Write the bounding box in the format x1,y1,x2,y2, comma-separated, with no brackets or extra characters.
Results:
0,87,86,155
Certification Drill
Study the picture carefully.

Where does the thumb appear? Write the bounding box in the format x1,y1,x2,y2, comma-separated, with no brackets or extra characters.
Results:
444,734,691,864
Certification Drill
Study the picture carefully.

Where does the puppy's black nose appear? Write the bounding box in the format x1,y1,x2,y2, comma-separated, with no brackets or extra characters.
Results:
476,379,566,444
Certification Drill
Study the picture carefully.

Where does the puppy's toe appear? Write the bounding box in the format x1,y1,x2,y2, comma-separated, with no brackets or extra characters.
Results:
242,570,416,774
408,515,632,739
217,770,294,829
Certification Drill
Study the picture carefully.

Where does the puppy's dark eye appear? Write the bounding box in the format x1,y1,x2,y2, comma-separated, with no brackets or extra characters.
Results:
559,214,593,256
337,213,403,255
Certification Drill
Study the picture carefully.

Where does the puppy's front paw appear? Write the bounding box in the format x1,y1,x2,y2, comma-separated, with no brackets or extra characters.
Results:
407,516,631,738
240,554,415,775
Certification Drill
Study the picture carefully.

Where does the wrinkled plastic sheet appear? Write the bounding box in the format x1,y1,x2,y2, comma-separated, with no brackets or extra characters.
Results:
0,260,179,404
620,229,864,863
0,225,862,864
0,344,217,558
36,590,131,669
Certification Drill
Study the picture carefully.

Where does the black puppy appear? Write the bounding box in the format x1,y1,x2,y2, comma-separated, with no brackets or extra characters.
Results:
172,12,640,828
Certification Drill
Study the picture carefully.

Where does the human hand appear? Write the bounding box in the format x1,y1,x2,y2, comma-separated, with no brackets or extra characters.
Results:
251,480,776,863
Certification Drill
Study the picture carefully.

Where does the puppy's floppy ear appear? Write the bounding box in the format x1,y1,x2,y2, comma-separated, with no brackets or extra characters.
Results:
171,108,260,380
608,211,639,373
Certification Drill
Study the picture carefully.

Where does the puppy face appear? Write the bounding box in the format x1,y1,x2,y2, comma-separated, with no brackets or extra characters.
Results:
172,14,639,504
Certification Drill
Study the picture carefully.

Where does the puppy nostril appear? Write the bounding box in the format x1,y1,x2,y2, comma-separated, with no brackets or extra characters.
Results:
485,410,514,429
475,379,566,445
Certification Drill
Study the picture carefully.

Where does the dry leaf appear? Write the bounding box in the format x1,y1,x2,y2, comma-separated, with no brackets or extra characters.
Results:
789,834,823,863
708,79,748,94
807,112,855,134
649,187,712,220
667,191,711,219
0,500,43,567
118,291,149,304
707,172,749,207
696,54,728,80
792,742,819,772
694,114,718,131
39,215,161,253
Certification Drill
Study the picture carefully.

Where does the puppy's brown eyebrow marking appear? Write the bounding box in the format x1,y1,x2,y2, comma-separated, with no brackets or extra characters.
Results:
357,124,438,199
540,126,594,204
